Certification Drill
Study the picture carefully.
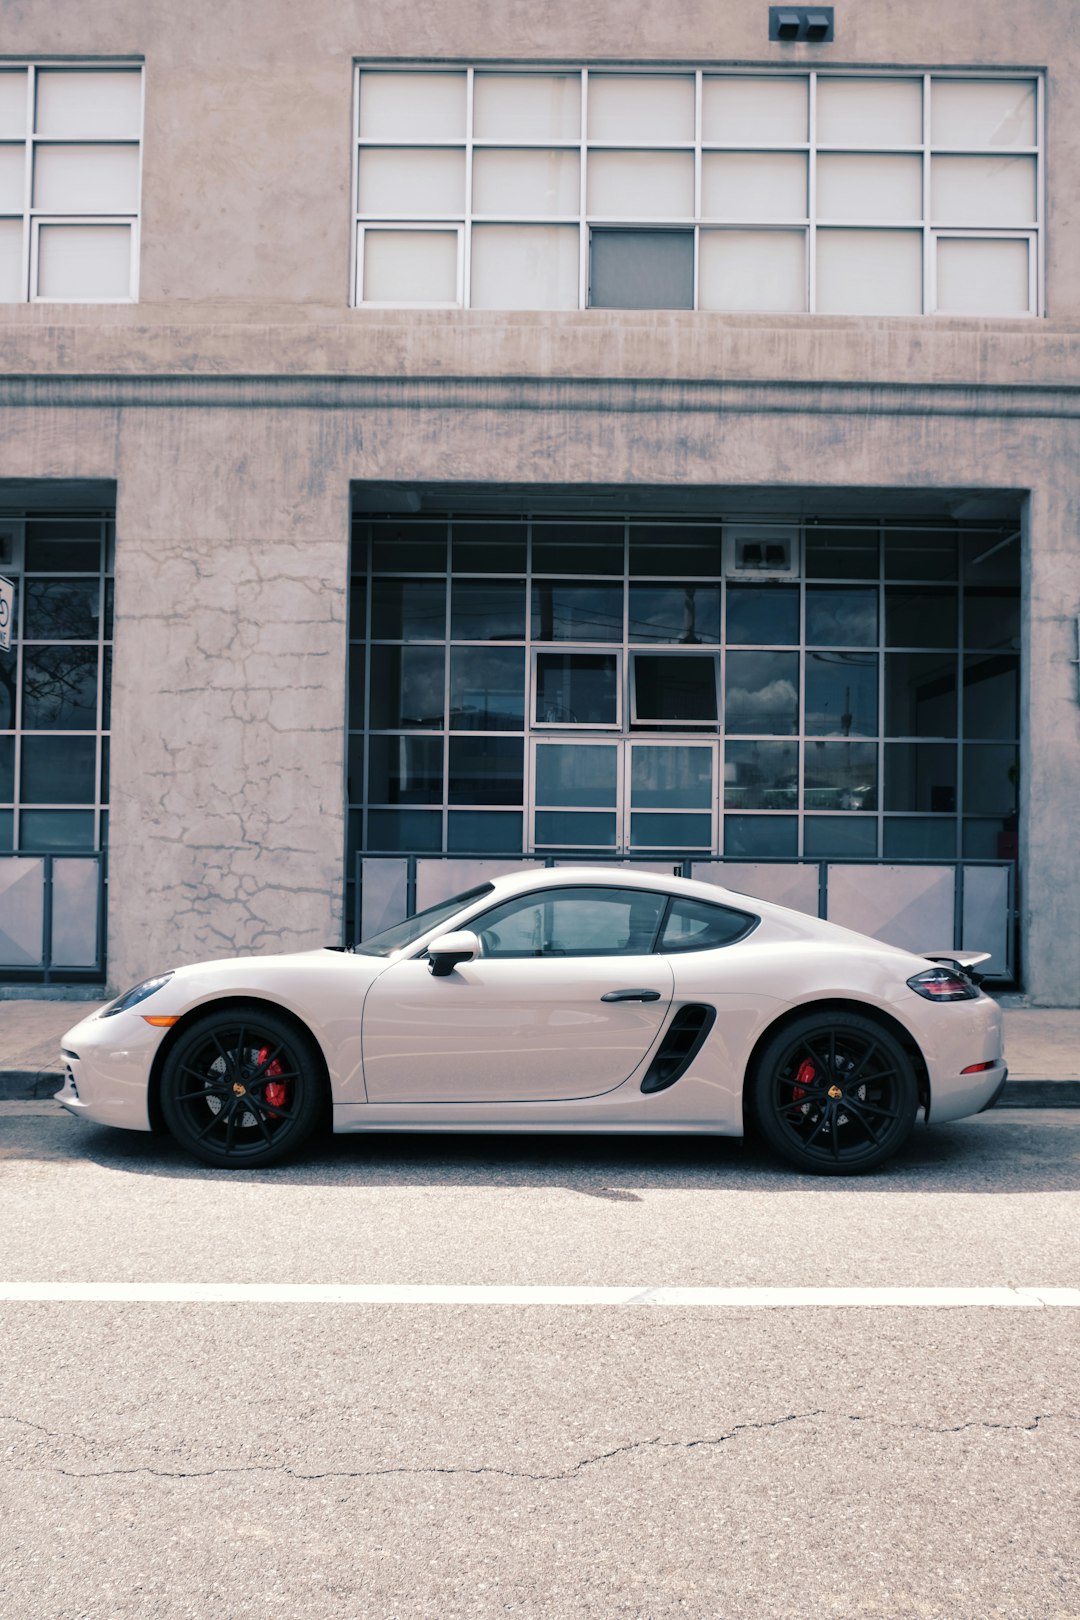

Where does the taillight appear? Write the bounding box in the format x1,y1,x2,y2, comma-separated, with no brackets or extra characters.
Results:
907,967,978,1002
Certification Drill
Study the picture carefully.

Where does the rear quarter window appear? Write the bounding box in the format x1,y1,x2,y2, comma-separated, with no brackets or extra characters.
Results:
659,897,758,953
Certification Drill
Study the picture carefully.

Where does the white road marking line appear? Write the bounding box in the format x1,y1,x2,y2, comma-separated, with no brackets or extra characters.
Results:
1,1284,1079,1308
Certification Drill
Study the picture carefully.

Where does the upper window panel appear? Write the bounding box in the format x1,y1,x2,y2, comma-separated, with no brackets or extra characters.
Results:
354,66,1042,316
0,64,142,303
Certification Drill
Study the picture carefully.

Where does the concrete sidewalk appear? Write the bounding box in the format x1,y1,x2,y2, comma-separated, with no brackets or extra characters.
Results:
0,995,1077,1105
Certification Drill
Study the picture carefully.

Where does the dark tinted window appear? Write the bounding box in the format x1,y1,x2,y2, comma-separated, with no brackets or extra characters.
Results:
475,886,667,957
658,897,756,953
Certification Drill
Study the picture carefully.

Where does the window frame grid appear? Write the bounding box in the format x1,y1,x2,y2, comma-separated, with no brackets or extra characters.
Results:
346,513,1020,861
0,61,144,305
0,514,113,853
352,63,1044,316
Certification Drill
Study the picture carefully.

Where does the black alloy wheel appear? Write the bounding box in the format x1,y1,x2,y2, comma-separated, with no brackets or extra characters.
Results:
159,1010,325,1169
751,1011,919,1175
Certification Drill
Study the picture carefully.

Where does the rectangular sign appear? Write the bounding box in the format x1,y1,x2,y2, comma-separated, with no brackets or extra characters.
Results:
0,575,13,653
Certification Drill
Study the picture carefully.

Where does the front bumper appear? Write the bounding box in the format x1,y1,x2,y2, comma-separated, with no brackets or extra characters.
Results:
54,1007,166,1132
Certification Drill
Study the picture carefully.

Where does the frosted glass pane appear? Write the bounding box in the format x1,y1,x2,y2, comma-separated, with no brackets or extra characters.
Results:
0,71,28,138
357,148,465,214
931,156,1035,226
0,144,25,211
37,223,132,298
817,154,922,222
816,229,922,314
35,70,141,137
816,77,922,147
473,149,579,216
33,144,140,212
473,74,580,141
359,72,466,140
587,75,694,143
701,152,806,220
361,228,458,302
471,225,579,309
932,79,1036,149
587,151,693,218
0,218,23,302
699,230,805,311
703,76,807,144
936,237,1029,314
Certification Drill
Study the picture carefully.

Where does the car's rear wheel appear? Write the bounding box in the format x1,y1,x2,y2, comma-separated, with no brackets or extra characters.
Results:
751,1011,919,1175
160,1010,324,1169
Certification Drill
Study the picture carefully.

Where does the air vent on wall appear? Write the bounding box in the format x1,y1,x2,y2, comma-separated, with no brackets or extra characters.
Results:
723,524,801,579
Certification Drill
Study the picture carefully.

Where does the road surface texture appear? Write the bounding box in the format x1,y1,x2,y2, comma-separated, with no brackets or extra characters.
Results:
1,1101,1078,1619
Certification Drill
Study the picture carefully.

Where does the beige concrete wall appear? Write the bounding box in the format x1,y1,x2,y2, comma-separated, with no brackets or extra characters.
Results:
1,2,1079,997
6,385,1075,996
0,0,1077,320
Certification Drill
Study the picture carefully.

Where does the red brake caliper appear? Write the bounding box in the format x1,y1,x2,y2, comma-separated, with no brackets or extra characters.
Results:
256,1046,287,1110
791,1058,816,1103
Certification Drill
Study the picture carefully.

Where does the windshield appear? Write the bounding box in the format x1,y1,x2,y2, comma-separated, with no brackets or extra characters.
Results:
351,884,494,958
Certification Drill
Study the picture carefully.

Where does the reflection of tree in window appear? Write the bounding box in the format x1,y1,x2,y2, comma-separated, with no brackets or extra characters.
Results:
22,646,99,729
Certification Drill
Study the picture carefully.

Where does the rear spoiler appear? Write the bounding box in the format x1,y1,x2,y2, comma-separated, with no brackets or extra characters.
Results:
921,950,991,969
920,950,991,986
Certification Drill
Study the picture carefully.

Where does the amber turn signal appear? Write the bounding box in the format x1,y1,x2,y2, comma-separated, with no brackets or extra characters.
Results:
142,1014,180,1027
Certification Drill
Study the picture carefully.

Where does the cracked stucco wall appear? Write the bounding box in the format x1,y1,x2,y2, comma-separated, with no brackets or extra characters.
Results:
108,412,355,985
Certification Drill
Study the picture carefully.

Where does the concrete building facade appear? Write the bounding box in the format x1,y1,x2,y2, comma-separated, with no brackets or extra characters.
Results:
0,2,1077,1002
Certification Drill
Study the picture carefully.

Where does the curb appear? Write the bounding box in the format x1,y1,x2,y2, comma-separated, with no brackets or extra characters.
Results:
2,1073,1079,1107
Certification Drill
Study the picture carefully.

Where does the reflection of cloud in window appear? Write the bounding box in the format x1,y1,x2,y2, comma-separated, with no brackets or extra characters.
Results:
808,599,875,643
725,678,797,730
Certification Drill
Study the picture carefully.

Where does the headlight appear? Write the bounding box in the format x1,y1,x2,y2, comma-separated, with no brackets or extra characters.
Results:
907,967,978,1002
99,972,174,1018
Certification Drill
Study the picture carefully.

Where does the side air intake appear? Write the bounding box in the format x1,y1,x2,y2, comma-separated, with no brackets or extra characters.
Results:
640,1005,716,1094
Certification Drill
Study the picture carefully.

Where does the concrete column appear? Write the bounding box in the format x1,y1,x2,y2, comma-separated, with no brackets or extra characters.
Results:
108,409,352,989
1020,479,1080,1005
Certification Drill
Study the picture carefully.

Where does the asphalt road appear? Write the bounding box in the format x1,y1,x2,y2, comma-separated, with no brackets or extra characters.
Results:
2,1103,1078,1619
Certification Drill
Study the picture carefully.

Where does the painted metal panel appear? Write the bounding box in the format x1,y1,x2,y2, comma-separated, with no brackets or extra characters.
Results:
359,857,409,940
50,858,99,966
962,864,1012,978
827,864,954,955
0,857,45,966
693,861,820,917
416,858,542,912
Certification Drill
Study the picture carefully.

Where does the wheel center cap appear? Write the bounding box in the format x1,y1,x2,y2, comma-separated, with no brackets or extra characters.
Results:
828,1084,843,1099
233,1082,247,1096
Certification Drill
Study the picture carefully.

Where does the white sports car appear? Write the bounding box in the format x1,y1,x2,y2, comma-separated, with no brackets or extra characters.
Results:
57,867,1007,1176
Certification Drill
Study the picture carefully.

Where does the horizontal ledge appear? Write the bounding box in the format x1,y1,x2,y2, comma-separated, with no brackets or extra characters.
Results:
3,1283,1080,1308
0,374,1078,418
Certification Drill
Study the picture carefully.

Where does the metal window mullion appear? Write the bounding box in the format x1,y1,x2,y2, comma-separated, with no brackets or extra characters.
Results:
1035,71,1045,315
578,70,588,308
877,521,886,855
923,73,932,313
463,67,474,309
693,69,702,309
807,71,817,313
441,519,451,849
350,64,361,304
21,66,34,299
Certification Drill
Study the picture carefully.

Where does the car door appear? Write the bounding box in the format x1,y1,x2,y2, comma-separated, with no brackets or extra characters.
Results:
361,885,675,1103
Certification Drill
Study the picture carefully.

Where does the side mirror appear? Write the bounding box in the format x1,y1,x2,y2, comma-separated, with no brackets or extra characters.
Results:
426,930,481,977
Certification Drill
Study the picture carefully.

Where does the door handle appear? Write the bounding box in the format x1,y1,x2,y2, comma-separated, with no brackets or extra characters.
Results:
600,988,662,1003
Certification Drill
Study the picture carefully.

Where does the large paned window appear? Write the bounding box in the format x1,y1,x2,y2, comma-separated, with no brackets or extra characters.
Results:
353,67,1041,315
0,514,113,851
345,511,1020,880
0,64,142,303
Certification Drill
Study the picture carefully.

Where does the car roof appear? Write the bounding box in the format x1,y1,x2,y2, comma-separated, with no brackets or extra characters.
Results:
475,865,759,911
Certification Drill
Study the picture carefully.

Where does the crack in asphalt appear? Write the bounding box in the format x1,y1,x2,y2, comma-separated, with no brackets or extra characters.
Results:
24,1410,1073,1484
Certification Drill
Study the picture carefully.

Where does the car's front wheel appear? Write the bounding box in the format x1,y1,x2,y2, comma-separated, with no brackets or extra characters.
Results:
751,1011,919,1175
160,1009,325,1168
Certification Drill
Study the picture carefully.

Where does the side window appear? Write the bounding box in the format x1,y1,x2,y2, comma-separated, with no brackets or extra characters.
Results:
658,897,757,953
475,887,667,958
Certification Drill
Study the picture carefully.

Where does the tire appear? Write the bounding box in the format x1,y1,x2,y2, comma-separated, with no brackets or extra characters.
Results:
751,1010,919,1176
160,1008,325,1169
